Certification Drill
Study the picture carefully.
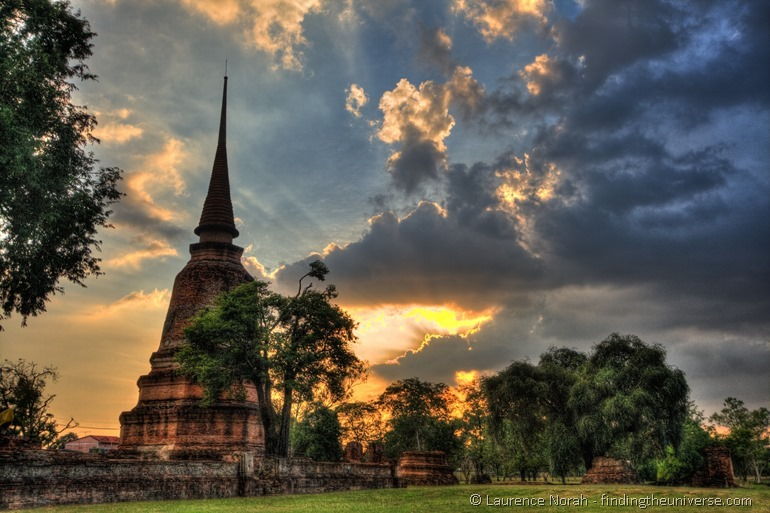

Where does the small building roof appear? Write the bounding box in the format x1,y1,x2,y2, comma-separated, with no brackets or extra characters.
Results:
70,435,120,443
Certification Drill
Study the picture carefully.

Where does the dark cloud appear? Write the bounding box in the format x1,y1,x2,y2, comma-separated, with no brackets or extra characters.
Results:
387,133,446,194
111,201,187,242
274,195,543,309
417,26,455,75
271,0,770,412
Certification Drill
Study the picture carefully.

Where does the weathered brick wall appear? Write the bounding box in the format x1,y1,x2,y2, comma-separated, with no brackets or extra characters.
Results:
396,451,458,486
581,456,638,484
0,450,240,510
256,457,396,495
0,450,396,510
691,446,737,488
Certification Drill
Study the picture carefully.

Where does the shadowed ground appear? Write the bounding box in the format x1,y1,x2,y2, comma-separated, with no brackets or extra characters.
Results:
26,484,769,512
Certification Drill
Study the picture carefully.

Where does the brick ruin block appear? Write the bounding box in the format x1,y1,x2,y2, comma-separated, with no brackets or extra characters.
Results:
691,446,737,488
344,441,364,462
364,441,384,464
581,456,638,484
396,451,458,486
118,76,264,460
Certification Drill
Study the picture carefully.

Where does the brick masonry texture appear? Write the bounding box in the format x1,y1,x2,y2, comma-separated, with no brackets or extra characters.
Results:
395,451,458,486
0,449,396,510
690,446,737,488
118,241,265,459
581,456,638,484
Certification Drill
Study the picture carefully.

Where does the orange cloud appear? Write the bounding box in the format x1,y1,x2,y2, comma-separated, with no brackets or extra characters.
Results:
346,303,496,364
179,0,322,70
95,122,143,143
124,137,187,222
520,53,551,95
496,154,561,208
377,78,455,152
345,83,368,118
93,108,143,144
74,289,171,322
453,0,550,42
181,0,242,24
518,53,571,96
375,66,484,185
435,27,453,51
454,369,480,386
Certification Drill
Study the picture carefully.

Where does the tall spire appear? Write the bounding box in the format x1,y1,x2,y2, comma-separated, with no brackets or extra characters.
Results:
194,74,239,240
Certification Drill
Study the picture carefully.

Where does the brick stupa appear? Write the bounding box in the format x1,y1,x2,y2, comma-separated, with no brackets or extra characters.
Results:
119,76,265,460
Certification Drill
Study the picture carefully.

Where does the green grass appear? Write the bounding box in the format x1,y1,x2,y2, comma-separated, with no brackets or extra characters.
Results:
28,484,770,513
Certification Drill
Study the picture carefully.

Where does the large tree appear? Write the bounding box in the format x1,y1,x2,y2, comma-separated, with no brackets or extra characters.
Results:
484,358,567,481
485,335,689,478
177,262,365,457
0,0,122,327
0,359,76,447
456,379,495,483
569,334,689,468
378,378,460,460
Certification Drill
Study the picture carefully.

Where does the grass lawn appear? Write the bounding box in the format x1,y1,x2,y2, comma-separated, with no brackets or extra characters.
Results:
27,484,769,513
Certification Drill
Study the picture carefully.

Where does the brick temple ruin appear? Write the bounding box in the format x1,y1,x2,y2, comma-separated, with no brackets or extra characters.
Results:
118,75,264,460
0,76,399,510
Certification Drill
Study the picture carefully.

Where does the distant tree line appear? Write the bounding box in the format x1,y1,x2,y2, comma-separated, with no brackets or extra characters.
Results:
278,332,769,487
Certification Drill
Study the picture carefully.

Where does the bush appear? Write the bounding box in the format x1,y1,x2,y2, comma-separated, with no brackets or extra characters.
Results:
654,419,711,484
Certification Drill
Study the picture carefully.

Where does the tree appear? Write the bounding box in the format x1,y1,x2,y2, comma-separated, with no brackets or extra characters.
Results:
710,397,770,483
544,421,581,484
291,404,343,461
0,359,76,447
336,401,384,446
0,0,123,327
456,379,493,483
485,335,689,479
484,360,551,481
177,261,365,457
654,405,712,484
569,334,689,468
378,378,460,460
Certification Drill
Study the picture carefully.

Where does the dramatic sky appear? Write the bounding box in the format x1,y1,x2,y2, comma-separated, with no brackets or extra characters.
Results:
3,0,769,435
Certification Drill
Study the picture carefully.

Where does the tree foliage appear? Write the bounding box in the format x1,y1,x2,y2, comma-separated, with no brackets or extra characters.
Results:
0,359,76,447
653,405,712,484
710,397,770,483
484,348,585,481
569,334,689,467
336,401,384,446
378,378,460,460
291,403,343,462
485,334,689,479
456,379,496,483
177,262,365,457
0,0,123,327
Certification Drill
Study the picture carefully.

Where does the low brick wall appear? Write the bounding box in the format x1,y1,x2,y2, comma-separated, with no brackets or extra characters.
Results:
257,457,397,494
0,450,396,510
396,451,458,486
581,456,638,484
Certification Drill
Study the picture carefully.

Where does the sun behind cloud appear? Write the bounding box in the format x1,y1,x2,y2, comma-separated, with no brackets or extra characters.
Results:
347,303,496,365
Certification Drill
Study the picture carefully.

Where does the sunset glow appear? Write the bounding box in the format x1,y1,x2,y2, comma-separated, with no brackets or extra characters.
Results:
2,0,767,439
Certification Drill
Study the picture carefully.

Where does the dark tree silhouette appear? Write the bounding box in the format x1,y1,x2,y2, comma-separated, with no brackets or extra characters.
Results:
0,0,122,327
